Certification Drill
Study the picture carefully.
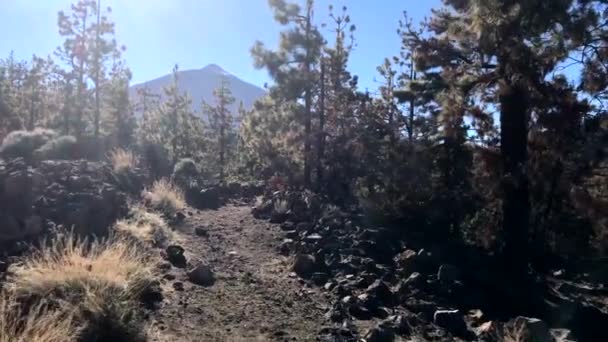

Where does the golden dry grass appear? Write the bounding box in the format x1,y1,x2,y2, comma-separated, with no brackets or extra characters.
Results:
142,178,186,214
109,148,139,174
115,205,174,247
5,232,155,341
0,296,79,342
7,233,153,303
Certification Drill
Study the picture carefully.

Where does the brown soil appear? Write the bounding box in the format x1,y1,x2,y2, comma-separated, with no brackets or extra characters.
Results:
148,205,330,341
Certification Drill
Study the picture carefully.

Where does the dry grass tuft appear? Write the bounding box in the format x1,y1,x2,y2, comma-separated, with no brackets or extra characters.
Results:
7,233,152,302
115,205,174,247
142,178,186,214
273,199,289,214
5,232,155,341
109,148,140,174
0,295,79,342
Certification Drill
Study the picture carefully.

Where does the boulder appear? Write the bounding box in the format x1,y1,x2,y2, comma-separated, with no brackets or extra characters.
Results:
194,226,208,237
365,280,393,305
187,263,215,286
438,264,461,284
395,272,426,298
292,254,317,278
433,309,468,337
269,211,288,224
280,221,295,231
394,249,419,276
165,245,187,268
551,328,576,342
0,214,22,242
509,317,552,342
198,187,221,209
278,239,294,256
173,281,185,291
363,324,395,342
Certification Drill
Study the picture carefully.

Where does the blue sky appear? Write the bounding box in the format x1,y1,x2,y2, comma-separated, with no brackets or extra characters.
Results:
0,0,441,91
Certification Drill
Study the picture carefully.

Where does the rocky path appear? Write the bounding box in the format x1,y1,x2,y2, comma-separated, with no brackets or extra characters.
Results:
149,205,329,341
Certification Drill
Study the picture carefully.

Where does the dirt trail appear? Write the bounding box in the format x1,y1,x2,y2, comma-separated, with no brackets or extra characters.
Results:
149,205,329,342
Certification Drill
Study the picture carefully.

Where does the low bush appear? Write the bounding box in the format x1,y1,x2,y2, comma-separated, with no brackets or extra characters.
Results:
173,158,198,178
0,296,79,342
0,128,57,159
109,148,140,174
142,178,186,214
33,135,78,160
114,205,173,247
5,232,155,341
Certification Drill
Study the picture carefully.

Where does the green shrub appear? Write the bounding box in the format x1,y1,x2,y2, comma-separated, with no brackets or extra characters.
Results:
0,129,57,159
173,158,198,178
172,158,200,188
33,136,78,160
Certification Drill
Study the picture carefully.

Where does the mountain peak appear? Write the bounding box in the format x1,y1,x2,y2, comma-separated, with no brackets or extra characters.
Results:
201,63,227,74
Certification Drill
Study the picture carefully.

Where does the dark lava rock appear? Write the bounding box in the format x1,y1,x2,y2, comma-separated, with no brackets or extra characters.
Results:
318,326,357,342
163,273,177,281
364,324,395,342
279,238,294,256
0,260,7,273
292,254,317,278
438,264,461,284
140,281,163,309
434,309,469,337
395,272,426,299
285,230,298,239
280,222,295,231
269,211,288,224
198,187,221,209
349,303,374,320
508,317,552,342
187,263,215,286
165,245,187,268
194,226,208,237
173,281,185,291
365,280,393,306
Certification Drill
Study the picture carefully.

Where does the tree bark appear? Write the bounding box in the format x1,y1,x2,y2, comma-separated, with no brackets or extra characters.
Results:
316,61,325,192
93,0,102,138
303,5,313,189
499,79,530,275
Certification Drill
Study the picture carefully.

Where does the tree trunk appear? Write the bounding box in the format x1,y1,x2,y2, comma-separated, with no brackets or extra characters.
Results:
303,8,312,189
407,64,416,142
316,61,325,192
76,9,87,138
499,79,530,275
28,92,35,131
93,0,102,138
219,87,226,183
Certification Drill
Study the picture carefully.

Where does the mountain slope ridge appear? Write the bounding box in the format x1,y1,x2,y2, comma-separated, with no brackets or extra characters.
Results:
129,64,266,116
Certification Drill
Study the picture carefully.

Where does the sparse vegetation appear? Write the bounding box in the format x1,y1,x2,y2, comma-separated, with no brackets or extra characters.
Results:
114,205,173,247
273,199,289,215
109,148,140,174
0,296,79,342
1,0,608,340
0,128,57,159
33,135,77,160
142,178,186,214
5,232,155,341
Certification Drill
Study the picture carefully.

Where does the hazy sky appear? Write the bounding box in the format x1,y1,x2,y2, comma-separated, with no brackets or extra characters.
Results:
0,0,441,90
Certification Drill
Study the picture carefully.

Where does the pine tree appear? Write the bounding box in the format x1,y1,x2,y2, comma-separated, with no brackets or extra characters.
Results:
104,55,134,147
89,0,121,138
138,65,205,163
202,77,236,182
403,0,588,273
251,0,324,188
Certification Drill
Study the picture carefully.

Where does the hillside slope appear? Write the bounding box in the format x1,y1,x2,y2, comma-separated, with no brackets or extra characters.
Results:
129,64,266,117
